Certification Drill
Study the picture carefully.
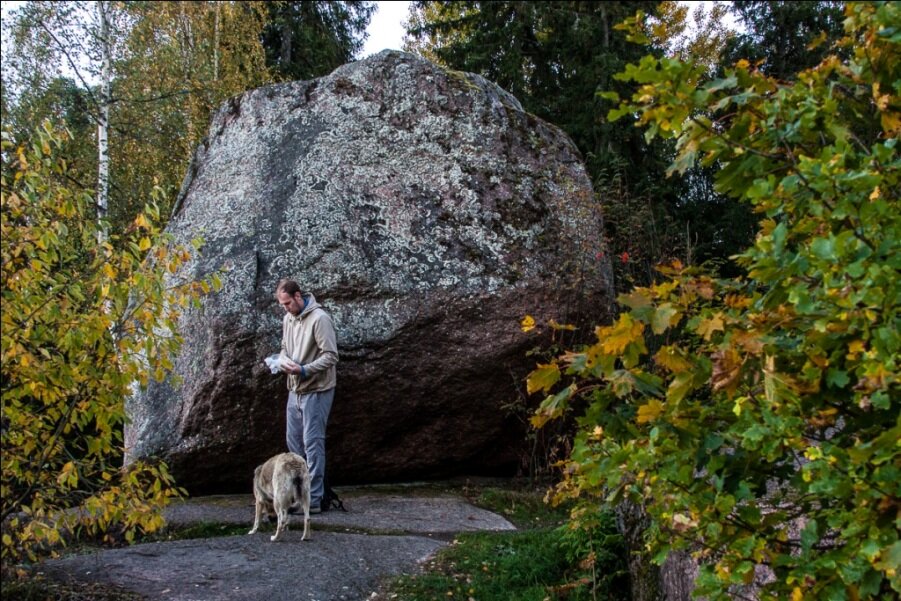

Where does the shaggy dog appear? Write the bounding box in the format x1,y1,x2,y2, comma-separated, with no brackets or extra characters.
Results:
248,452,311,542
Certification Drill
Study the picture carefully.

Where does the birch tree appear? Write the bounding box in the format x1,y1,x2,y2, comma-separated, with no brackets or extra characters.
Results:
96,0,111,239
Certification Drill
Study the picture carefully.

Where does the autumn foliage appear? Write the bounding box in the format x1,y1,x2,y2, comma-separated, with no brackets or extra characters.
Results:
1,124,219,564
528,3,899,599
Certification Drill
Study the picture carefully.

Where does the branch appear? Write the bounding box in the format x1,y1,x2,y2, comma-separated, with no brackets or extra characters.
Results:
34,17,103,119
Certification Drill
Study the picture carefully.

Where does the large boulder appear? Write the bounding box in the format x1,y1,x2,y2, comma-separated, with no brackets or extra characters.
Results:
125,50,613,493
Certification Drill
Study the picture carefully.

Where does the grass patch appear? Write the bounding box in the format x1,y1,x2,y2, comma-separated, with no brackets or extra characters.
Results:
153,521,248,541
382,485,629,601
466,486,570,529
390,527,628,601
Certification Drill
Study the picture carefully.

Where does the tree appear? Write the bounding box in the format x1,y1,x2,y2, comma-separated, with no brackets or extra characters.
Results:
406,1,659,188
261,0,375,81
529,2,899,599
96,0,112,238
648,1,732,71
723,1,847,80
1,122,220,564
1,0,129,226
111,1,273,224
404,1,753,288
2,2,373,232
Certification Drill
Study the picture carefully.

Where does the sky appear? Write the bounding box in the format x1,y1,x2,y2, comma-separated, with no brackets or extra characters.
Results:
356,1,731,58
359,1,412,58
3,1,727,60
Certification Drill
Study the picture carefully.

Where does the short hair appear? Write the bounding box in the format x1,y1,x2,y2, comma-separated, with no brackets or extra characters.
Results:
276,279,302,297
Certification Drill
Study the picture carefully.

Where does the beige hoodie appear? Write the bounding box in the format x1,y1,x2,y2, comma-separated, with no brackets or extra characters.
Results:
280,293,338,393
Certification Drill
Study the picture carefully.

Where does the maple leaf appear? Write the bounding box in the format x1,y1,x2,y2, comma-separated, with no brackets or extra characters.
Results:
697,312,725,341
711,347,743,396
598,314,645,355
527,363,560,395
636,399,665,424
654,345,693,373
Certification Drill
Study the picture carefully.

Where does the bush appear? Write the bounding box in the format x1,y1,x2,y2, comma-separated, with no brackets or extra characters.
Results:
1,123,218,565
530,3,899,599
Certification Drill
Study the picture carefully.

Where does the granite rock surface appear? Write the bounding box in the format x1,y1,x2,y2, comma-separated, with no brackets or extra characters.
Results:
125,50,613,492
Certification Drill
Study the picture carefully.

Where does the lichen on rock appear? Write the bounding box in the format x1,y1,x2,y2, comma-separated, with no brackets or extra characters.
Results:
125,50,613,492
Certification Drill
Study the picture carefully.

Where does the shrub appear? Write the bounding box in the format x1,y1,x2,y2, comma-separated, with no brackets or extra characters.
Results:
529,3,899,599
1,123,219,565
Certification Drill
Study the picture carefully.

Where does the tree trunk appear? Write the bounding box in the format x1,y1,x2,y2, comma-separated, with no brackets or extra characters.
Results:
96,0,111,240
660,550,697,601
617,501,698,601
617,501,660,601
280,20,292,67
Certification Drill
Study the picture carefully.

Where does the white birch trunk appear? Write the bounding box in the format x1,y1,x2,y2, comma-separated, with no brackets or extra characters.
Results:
97,0,111,241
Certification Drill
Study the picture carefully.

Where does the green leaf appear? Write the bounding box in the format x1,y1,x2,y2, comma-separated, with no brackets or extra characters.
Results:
826,368,850,388
527,363,561,395
704,75,738,93
811,237,835,260
651,303,680,334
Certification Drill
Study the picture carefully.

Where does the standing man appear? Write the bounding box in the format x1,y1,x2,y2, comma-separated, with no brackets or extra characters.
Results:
275,279,338,513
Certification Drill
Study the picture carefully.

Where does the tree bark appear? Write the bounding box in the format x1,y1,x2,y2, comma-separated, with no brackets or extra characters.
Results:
96,0,111,240
617,501,661,601
280,19,292,67
617,501,698,601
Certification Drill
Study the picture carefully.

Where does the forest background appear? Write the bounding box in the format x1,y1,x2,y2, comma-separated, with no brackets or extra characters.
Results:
1,2,897,600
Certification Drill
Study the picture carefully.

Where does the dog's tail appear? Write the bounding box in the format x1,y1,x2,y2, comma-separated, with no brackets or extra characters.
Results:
292,475,304,502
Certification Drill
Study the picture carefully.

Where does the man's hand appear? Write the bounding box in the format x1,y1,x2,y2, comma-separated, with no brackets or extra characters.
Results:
283,362,302,375
280,356,302,375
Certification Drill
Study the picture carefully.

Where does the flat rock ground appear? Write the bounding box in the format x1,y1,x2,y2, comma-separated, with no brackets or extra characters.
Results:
38,485,516,601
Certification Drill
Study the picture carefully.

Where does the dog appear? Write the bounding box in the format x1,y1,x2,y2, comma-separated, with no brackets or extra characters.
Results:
248,452,311,542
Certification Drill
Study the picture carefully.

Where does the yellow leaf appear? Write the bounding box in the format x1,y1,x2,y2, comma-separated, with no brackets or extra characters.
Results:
636,399,664,424
527,363,560,395
138,237,152,251
652,279,679,297
530,413,551,429
520,315,536,332
882,111,901,136
134,213,151,229
548,319,576,331
791,587,804,601
697,313,725,341
654,346,693,373
846,339,866,360
598,314,645,355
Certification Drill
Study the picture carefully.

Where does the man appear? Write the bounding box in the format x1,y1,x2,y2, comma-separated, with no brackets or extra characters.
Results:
275,279,338,513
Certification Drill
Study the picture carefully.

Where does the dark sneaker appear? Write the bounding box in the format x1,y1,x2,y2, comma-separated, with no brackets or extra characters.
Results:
309,505,322,515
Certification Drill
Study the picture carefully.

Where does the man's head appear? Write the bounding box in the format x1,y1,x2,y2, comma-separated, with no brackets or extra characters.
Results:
275,279,304,316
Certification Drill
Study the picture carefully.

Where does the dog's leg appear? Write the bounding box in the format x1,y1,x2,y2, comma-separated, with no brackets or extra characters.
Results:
248,498,263,535
271,504,288,542
301,475,311,541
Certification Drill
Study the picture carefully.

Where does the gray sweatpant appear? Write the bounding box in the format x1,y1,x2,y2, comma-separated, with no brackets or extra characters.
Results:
286,388,334,507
